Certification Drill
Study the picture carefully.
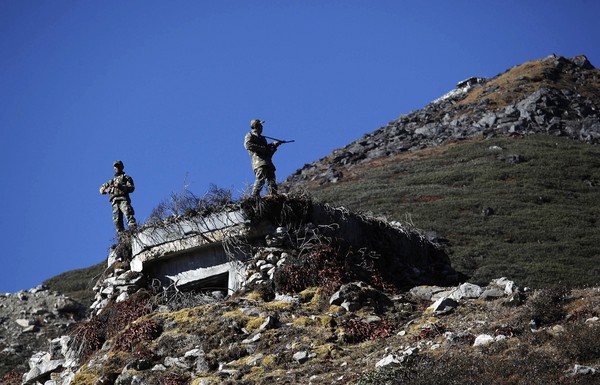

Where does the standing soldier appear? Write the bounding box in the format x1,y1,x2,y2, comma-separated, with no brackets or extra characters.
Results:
244,119,281,197
100,160,137,233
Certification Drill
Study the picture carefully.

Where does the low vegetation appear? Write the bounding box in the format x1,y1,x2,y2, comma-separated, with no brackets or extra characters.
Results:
29,132,600,384
61,281,600,385
43,260,105,306
306,134,600,289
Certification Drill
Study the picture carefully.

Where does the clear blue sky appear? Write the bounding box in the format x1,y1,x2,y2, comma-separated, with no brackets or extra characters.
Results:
1,1,599,293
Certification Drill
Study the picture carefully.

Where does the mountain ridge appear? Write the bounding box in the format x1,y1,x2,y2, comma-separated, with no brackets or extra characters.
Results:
4,54,600,384
283,54,600,189
280,54,600,289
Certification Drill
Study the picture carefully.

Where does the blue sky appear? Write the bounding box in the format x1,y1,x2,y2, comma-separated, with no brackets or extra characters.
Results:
1,1,599,293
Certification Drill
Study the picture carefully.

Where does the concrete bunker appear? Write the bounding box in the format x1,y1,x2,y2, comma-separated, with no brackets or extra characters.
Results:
130,196,458,295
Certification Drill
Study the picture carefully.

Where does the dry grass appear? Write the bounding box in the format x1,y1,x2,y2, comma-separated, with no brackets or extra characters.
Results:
457,56,600,112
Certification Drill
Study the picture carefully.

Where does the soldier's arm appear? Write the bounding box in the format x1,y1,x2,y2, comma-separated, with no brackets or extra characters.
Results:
244,134,271,155
99,180,112,194
124,176,135,193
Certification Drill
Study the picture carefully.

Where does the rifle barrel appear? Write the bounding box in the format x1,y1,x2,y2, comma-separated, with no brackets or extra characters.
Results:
264,135,294,143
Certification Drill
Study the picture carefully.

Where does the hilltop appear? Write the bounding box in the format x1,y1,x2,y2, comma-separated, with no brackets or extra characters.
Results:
283,54,600,289
285,54,600,188
2,54,600,384
7,196,600,385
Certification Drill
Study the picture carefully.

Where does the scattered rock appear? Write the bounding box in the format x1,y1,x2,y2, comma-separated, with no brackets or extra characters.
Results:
473,334,495,346
565,364,598,377
426,297,458,314
293,350,315,364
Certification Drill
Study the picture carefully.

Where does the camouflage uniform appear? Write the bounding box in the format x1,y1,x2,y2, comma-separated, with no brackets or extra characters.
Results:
100,160,137,232
244,119,280,197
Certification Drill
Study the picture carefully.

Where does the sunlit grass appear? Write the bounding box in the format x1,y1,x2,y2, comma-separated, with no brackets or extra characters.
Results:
310,135,600,289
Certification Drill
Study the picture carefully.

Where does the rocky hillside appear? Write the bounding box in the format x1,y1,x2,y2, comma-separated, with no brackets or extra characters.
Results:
285,54,600,188
4,195,599,385
0,286,85,380
282,54,600,289
11,259,600,385
3,55,600,385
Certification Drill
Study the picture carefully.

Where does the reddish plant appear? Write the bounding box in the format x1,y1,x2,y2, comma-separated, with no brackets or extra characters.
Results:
113,319,162,352
415,323,446,340
163,372,189,385
0,370,25,385
343,318,393,343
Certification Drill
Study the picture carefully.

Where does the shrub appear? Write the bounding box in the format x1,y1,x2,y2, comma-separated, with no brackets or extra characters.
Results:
70,318,106,361
0,370,25,385
163,372,190,385
70,291,153,362
342,318,393,343
561,323,600,362
273,245,347,295
113,319,162,352
527,287,570,326
148,184,233,223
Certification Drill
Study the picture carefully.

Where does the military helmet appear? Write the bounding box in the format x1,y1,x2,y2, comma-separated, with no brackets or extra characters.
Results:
113,160,124,169
250,119,265,129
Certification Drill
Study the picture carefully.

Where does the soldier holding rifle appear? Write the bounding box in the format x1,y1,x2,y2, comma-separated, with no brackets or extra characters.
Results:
99,160,137,233
244,119,293,198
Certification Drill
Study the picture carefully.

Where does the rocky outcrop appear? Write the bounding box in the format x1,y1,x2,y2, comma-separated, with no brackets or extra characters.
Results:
22,274,600,384
89,247,145,315
284,55,600,187
0,286,85,379
15,196,460,384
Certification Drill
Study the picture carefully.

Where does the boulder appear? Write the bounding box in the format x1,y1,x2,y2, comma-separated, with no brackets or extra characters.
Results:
23,351,65,384
426,297,458,314
449,283,483,301
473,334,495,347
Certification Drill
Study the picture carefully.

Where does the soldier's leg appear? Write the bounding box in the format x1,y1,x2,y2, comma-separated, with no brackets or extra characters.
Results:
265,166,278,195
112,202,124,232
122,200,137,228
252,167,267,197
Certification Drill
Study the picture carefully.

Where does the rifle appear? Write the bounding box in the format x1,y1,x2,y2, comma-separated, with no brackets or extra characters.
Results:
264,135,295,144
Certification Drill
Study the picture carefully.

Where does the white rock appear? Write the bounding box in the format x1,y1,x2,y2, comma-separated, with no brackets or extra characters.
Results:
274,293,298,303
427,297,458,314
259,263,275,272
449,283,483,300
246,272,263,285
403,347,419,356
101,286,114,295
184,348,204,358
116,292,129,303
566,364,597,377
242,333,261,344
16,318,33,327
246,353,264,366
473,334,495,346
293,350,312,364
376,354,400,368
265,253,279,264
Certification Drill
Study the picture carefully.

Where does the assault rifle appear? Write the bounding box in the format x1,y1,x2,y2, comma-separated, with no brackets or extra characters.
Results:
264,135,295,145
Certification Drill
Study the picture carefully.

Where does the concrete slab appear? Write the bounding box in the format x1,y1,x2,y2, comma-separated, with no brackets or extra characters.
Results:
130,209,250,294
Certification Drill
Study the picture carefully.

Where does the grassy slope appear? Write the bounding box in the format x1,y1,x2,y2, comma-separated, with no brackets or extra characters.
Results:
43,134,600,295
306,134,600,289
43,260,106,306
